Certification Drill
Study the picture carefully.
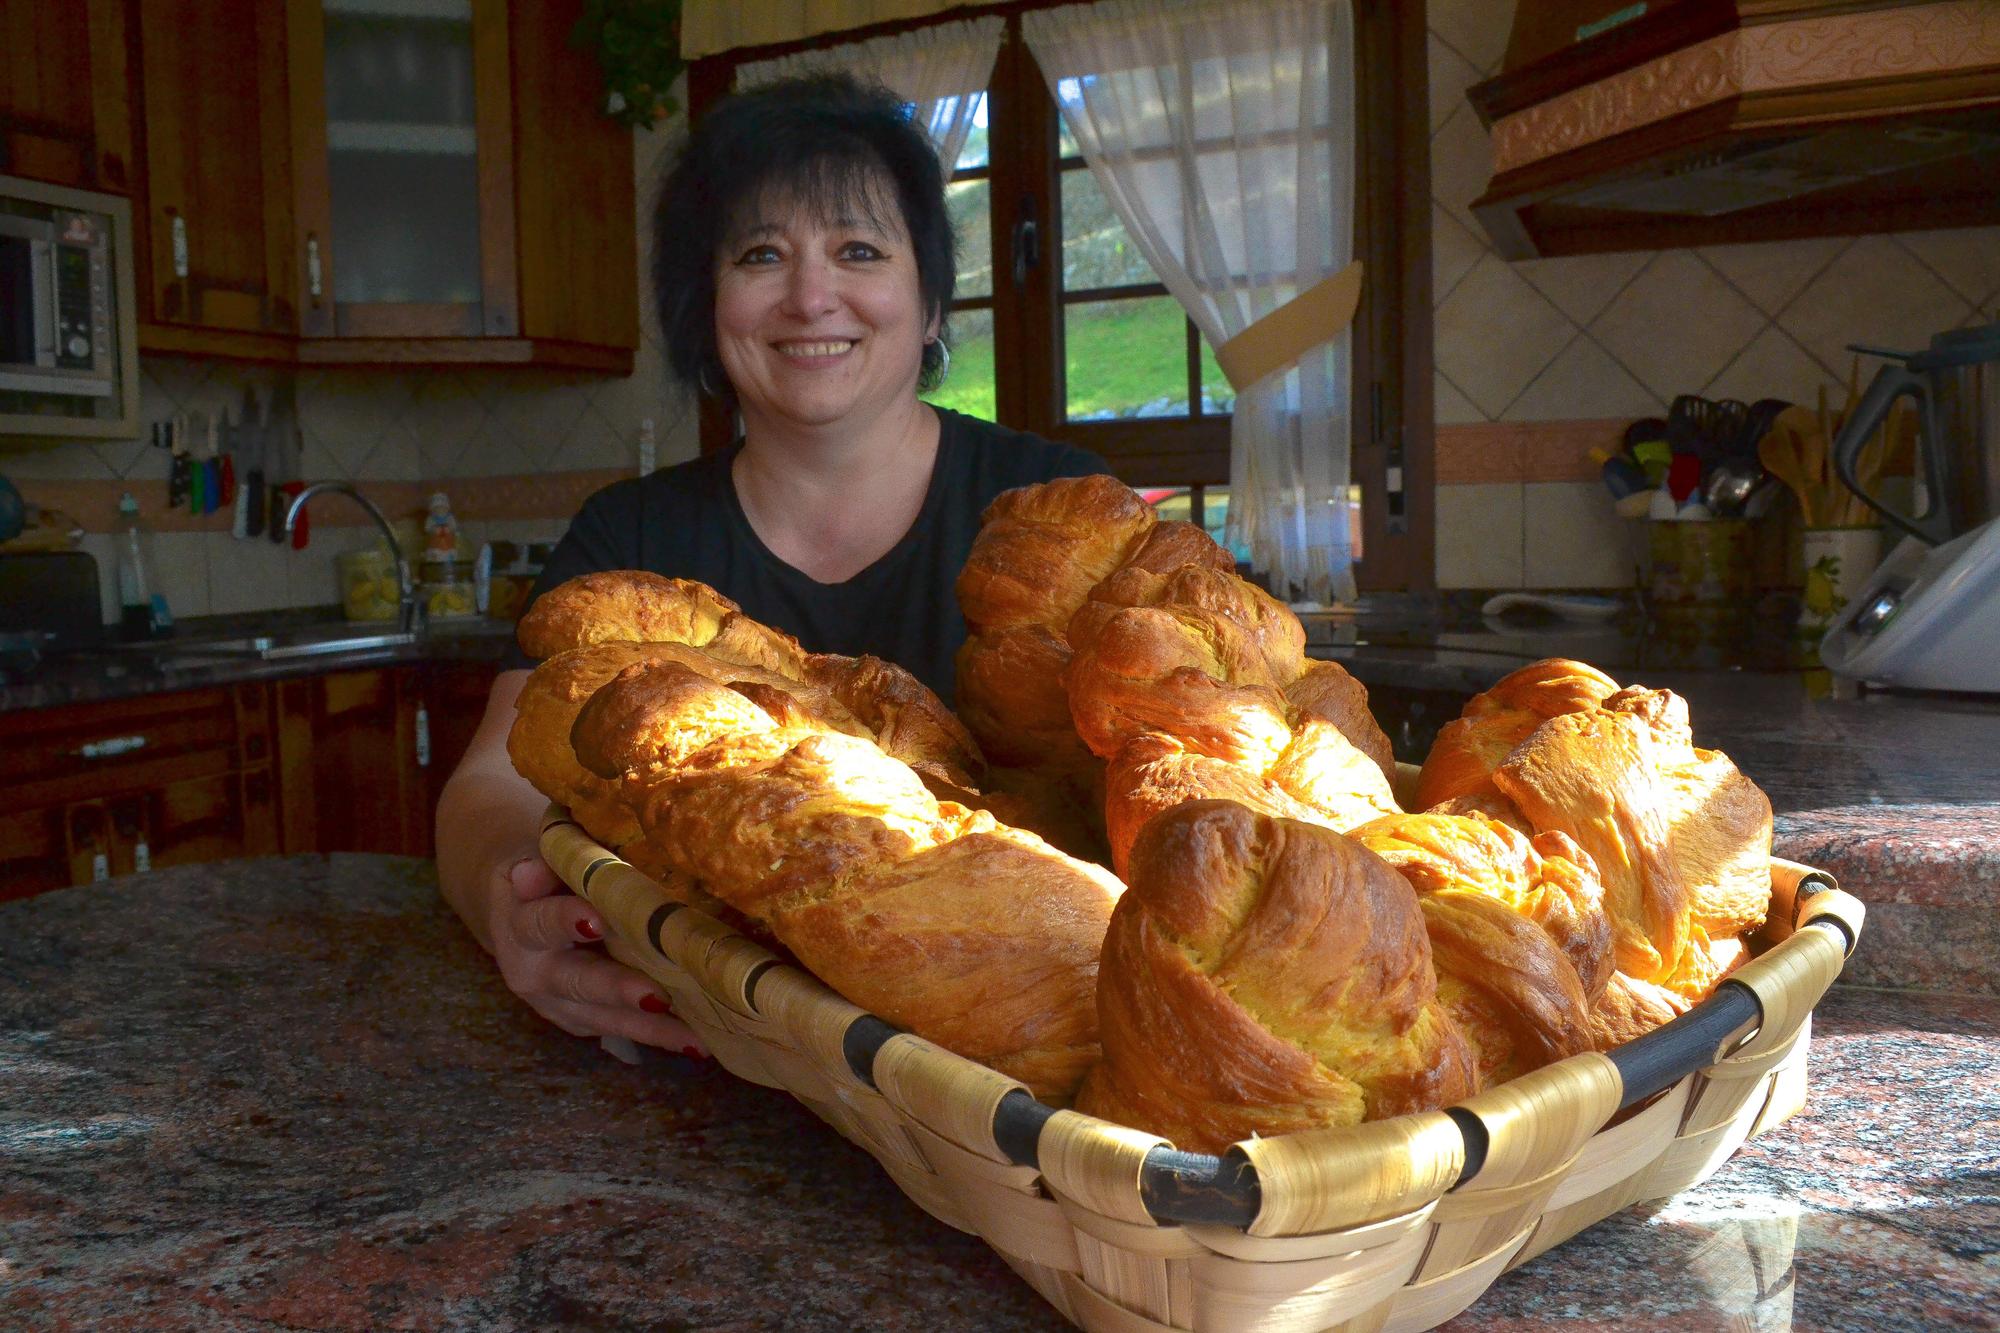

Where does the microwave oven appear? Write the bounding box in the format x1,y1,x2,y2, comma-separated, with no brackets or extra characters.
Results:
0,173,141,442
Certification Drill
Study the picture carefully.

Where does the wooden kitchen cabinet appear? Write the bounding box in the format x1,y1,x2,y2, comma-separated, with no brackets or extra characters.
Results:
0,681,281,901
0,0,133,193
274,661,496,860
124,0,636,370
0,660,494,900
129,0,301,347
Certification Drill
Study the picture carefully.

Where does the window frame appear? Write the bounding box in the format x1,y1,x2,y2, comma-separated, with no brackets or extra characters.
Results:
686,0,1432,590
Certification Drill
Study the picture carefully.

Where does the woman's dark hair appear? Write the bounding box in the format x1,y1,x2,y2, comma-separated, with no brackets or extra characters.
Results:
652,71,958,404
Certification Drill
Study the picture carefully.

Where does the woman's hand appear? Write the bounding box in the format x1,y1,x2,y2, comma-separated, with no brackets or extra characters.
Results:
485,853,709,1056
436,669,707,1059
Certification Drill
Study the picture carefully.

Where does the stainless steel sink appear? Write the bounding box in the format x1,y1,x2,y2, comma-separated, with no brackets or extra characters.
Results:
182,631,418,660
111,629,418,662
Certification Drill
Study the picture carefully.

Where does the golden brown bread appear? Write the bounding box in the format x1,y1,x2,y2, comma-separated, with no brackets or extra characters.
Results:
1491,685,1772,989
510,573,983,812
1349,811,1613,1087
571,656,1124,1101
1075,800,1478,1153
953,475,1162,770
518,570,806,675
1412,658,1621,810
1065,559,1398,870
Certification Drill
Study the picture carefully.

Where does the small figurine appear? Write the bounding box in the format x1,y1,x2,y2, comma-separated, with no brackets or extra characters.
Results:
423,491,460,563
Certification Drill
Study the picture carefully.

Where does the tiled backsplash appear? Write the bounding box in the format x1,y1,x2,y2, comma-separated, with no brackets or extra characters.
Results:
5,122,698,624
1428,0,2000,590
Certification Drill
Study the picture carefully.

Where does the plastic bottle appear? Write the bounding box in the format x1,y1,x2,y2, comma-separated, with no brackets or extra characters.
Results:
115,491,155,641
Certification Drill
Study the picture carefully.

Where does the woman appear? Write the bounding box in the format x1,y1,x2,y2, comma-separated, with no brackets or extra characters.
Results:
435,73,1109,1056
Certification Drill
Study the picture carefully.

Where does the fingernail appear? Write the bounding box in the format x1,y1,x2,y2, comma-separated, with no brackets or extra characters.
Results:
637,993,670,1014
575,918,601,941
681,1046,706,1060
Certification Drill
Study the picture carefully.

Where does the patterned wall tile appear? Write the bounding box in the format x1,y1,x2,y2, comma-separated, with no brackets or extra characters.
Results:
1696,237,1851,319
1894,227,2000,310
1436,483,1524,589
1435,253,1575,418
151,531,211,621
406,372,492,479
1428,0,1513,75
204,530,291,617
1515,249,1652,327
1703,325,1843,409
1435,371,1483,426
1433,204,1485,307
1775,236,1975,378
1523,482,1640,588
1427,34,1483,134
1586,252,1769,402
1505,336,1662,422
1430,104,1498,234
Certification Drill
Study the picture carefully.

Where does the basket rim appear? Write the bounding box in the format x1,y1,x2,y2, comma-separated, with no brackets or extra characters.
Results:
540,807,1857,1231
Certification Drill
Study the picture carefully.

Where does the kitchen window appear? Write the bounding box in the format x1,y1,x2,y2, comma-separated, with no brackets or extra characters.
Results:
690,2,1431,590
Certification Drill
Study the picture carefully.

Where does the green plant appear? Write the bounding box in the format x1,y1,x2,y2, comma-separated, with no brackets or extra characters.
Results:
570,0,685,129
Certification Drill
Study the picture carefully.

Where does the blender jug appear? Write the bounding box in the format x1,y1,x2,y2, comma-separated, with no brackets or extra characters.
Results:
1833,320,2000,545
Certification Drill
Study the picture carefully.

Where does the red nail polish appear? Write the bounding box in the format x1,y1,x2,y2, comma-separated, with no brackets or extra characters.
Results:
575,918,601,941
638,993,670,1014
682,1046,705,1060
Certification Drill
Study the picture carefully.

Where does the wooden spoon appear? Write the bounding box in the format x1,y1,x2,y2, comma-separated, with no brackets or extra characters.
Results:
1760,406,1822,526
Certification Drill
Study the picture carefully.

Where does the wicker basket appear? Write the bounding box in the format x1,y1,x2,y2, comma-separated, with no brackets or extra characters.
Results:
539,787,1863,1333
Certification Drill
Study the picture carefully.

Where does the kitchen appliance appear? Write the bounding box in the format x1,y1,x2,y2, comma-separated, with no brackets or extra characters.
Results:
0,173,141,441
1819,514,2000,693
1834,320,2000,545
0,549,104,656
1818,320,2000,693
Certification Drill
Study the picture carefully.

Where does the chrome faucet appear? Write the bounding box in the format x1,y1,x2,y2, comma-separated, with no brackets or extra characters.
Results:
283,482,425,637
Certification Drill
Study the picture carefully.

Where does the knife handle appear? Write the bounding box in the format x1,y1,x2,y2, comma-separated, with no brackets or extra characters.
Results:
168,452,191,508
244,470,265,537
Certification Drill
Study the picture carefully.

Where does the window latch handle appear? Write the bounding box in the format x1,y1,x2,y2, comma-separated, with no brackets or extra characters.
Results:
1013,197,1040,287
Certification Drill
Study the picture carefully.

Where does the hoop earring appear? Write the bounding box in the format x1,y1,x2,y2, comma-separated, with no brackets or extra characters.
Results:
930,339,951,382
698,363,727,399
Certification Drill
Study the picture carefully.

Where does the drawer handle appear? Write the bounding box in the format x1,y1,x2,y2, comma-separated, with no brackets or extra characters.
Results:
75,735,148,760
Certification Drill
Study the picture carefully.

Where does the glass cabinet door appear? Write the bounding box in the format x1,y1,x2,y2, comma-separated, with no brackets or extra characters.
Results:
291,0,516,339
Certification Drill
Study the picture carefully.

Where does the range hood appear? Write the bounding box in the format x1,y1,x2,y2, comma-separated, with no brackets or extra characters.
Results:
1466,0,2000,259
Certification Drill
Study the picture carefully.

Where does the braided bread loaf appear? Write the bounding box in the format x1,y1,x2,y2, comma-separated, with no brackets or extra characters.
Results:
1065,556,1398,874
1076,800,1477,1153
569,655,1124,1100
1348,811,1613,1088
1413,659,1771,1042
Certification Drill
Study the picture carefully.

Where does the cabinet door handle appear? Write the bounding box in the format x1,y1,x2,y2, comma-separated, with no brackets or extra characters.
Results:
307,233,324,301
170,214,189,279
74,734,147,760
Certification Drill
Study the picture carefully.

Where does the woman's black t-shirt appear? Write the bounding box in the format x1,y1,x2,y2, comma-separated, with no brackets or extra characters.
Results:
506,407,1110,702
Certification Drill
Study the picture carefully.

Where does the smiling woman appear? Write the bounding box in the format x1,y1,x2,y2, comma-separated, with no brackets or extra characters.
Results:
432,71,1111,1060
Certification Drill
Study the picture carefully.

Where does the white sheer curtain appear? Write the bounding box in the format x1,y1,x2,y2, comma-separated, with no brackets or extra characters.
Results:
1023,0,1358,603
736,17,1004,173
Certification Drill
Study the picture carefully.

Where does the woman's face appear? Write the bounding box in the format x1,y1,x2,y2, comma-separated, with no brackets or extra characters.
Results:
713,178,935,434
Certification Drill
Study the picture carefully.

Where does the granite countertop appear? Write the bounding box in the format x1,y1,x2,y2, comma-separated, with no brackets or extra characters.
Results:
2,855,1994,1331
0,611,519,714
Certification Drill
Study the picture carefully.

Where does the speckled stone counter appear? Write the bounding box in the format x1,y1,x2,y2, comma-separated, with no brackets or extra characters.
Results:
0,613,517,714
3,856,1995,1331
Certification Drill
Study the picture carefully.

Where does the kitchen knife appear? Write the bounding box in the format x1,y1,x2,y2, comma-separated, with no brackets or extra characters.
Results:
266,386,288,544
240,389,265,538
167,412,191,509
